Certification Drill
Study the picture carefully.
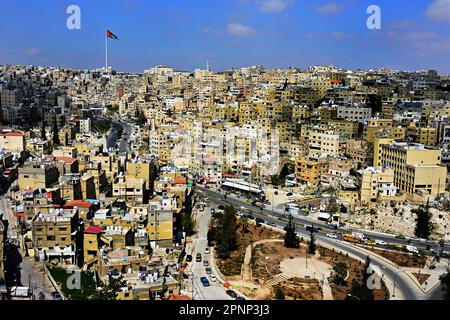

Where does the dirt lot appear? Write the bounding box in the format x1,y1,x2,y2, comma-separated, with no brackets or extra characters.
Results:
371,248,426,268
216,222,283,277
276,278,323,300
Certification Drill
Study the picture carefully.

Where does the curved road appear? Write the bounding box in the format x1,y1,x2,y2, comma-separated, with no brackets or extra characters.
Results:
195,185,446,300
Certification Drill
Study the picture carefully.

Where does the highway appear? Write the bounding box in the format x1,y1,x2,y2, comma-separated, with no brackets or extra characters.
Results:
194,185,446,300
195,186,449,253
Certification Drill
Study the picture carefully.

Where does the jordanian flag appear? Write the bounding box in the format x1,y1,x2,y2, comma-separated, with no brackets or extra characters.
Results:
107,30,119,40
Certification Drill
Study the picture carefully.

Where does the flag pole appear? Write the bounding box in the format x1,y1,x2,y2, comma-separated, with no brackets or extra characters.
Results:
105,29,108,72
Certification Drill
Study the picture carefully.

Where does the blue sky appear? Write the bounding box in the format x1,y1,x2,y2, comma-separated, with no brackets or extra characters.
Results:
1,0,450,73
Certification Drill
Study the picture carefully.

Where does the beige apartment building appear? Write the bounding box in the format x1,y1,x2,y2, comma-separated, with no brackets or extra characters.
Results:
380,142,446,198
360,167,397,205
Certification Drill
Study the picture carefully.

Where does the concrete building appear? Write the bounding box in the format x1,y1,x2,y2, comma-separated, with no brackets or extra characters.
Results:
380,142,447,198
0,131,26,153
18,162,60,191
337,106,372,123
360,167,397,205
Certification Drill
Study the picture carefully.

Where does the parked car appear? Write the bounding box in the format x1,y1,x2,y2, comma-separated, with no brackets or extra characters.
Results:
203,260,209,267
226,290,238,298
211,208,215,215
196,253,202,262
267,221,277,227
236,296,246,301
245,214,255,220
209,274,217,282
200,277,210,287
365,240,376,246
218,205,225,210
395,235,406,240
204,247,210,254
205,267,212,275
286,192,293,197
51,291,62,301
255,218,265,224
186,255,193,262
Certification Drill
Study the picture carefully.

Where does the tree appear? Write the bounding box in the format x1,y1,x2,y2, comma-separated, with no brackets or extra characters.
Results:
94,275,127,300
213,206,238,259
439,270,450,300
41,120,46,140
275,287,285,300
284,213,299,248
52,117,60,146
137,109,148,126
308,227,316,254
332,262,348,285
181,212,196,237
413,201,433,239
326,196,339,214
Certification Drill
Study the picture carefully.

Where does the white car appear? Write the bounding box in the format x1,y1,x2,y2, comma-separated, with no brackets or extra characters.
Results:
375,239,388,246
326,233,338,239
406,245,419,254
209,274,217,282
204,247,210,254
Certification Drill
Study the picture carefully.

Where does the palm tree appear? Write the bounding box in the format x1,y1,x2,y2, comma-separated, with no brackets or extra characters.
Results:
332,262,348,285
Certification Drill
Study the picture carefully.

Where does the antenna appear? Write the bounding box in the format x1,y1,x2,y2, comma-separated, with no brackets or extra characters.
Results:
206,60,210,72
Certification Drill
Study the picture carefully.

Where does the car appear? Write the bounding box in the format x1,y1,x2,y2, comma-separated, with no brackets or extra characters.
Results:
205,267,212,275
375,240,388,246
274,191,279,195
365,240,376,246
236,211,244,217
236,296,246,301
209,274,217,282
395,235,406,240
186,254,193,262
203,260,209,267
196,253,202,262
286,192,293,197
226,290,238,298
406,245,419,254
218,205,225,210
211,208,216,215
326,233,338,239
255,218,265,224
267,221,277,227
51,291,62,300
245,214,255,220
200,277,210,287
204,247,210,254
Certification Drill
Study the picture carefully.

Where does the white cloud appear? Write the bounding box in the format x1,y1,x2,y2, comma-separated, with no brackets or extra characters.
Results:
227,23,256,36
314,2,343,15
257,0,293,13
425,0,450,23
26,48,39,55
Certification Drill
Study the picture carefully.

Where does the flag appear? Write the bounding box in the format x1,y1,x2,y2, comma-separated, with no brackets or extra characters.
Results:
106,30,119,40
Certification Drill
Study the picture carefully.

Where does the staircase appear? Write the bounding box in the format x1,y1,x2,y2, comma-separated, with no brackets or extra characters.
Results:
263,274,290,289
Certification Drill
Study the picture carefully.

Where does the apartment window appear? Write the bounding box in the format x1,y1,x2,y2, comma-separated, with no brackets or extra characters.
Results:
47,236,56,241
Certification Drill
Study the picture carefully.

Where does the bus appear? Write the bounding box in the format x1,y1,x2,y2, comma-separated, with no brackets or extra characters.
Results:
343,234,361,244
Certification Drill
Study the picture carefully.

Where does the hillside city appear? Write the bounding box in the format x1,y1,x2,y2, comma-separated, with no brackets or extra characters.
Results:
1,63,450,301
